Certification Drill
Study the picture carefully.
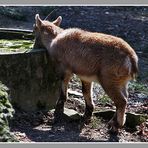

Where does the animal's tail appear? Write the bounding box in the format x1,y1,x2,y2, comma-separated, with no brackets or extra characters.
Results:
130,53,138,80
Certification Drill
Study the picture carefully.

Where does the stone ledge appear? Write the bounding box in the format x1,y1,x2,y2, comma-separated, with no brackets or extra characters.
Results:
0,49,61,112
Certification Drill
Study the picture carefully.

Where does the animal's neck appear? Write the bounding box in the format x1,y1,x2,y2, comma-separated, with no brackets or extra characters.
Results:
55,27,64,35
45,27,64,49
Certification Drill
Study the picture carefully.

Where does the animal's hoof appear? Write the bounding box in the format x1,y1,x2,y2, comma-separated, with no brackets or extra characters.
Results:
108,120,119,134
108,126,119,135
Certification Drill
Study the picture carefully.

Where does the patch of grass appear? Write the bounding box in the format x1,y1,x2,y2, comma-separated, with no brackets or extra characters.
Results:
99,94,111,106
90,116,101,129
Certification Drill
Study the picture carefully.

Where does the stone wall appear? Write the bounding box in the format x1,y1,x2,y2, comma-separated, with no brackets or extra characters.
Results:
0,50,61,112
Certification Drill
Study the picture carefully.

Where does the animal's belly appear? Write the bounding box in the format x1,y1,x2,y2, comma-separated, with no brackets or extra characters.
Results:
78,75,99,83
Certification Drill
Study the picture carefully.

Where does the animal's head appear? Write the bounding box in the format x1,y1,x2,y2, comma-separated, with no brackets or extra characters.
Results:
33,14,62,49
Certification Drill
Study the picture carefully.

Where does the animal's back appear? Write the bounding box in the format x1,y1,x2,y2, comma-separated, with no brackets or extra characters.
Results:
50,28,138,79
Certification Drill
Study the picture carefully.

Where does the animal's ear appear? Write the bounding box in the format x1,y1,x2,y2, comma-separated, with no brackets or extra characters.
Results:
53,16,62,26
35,14,43,28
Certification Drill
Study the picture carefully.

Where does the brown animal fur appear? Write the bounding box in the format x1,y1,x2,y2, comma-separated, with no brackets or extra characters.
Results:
33,14,138,133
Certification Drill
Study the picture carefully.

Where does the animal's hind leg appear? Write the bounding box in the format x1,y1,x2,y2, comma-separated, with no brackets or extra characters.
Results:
81,81,94,123
99,78,128,133
54,71,72,120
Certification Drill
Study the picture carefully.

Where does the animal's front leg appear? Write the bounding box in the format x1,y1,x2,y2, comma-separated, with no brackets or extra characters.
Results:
81,81,94,123
54,71,72,122
54,86,66,116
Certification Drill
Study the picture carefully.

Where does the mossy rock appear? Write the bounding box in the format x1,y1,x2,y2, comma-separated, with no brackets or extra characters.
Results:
93,109,115,120
93,109,148,128
0,82,17,142
126,112,148,128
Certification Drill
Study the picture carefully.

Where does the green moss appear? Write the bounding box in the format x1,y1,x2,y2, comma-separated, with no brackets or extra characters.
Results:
0,39,34,53
0,82,17,142
90,116,101,129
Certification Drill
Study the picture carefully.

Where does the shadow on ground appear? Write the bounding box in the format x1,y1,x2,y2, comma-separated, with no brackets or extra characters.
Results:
10,111,120,142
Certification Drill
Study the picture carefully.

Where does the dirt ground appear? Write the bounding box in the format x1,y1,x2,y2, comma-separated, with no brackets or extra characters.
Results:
0,6,147,142
10,74,148,142
10,90,148,143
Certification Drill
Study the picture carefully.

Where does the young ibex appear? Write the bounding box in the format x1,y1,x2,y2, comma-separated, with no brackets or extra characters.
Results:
33,14,138,133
